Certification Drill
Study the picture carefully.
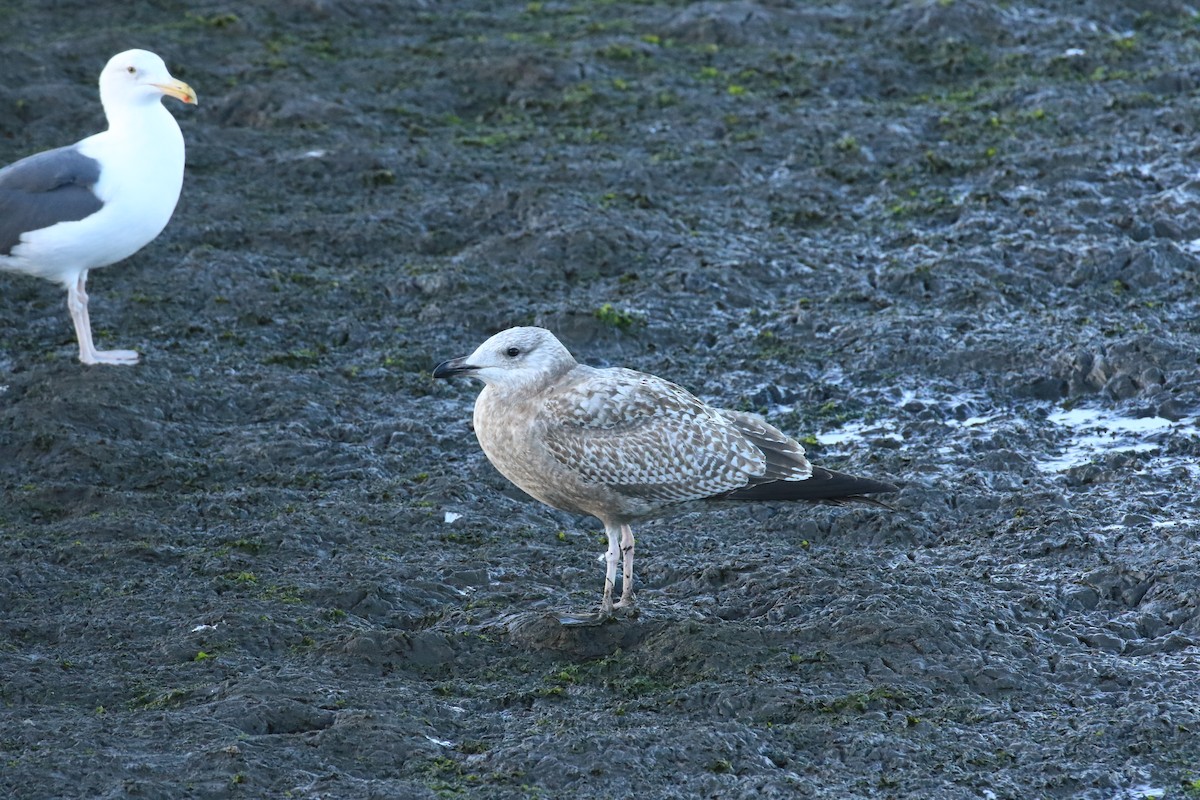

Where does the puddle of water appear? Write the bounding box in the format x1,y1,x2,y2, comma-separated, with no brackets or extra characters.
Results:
1037,407,1199,473
749,377,1198,482
814,386,987,450
1047,407,1176,434
815,419,903,447
951,413,1004,428
1152,517,1200,529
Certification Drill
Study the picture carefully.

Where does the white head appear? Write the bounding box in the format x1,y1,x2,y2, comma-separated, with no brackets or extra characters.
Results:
99,49,197,115
433,327,578,392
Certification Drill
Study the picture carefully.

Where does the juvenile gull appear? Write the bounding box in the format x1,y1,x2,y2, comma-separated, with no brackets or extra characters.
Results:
434,326,898,617
0,49,197,365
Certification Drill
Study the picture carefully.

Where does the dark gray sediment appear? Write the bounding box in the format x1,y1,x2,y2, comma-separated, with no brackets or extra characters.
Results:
2,2,1199,798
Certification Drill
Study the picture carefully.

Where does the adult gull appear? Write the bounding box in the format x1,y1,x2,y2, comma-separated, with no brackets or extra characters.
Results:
434,326,899,618
0,49,196,365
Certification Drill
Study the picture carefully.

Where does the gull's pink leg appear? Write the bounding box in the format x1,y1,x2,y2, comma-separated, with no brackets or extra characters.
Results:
67,271,138,366
615,524,636,609
600,522,620,616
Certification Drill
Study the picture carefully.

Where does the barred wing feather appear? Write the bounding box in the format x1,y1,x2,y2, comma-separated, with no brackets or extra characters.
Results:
542,369,768,504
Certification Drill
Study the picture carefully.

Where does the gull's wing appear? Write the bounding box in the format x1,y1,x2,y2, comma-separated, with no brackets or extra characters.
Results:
540,367,801,504
715,409,812,485
0,145,104,256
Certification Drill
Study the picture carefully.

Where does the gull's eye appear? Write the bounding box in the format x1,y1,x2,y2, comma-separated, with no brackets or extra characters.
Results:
505,346,521,358
126,66,137,74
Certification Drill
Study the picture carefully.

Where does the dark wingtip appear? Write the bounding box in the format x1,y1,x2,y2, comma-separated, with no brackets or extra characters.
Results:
720,466,898,504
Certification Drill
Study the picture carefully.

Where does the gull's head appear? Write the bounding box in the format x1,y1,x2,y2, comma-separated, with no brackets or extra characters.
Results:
433,327,577,391
100,49,198,109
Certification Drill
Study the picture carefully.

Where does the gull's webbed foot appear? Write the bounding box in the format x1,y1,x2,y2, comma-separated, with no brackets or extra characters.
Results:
82,348,139,366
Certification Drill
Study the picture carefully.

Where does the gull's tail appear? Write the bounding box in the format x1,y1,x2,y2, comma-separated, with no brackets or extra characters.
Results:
719,466,898,506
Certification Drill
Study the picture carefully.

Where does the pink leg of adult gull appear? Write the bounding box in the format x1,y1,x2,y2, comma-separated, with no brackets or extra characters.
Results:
67,270,139,366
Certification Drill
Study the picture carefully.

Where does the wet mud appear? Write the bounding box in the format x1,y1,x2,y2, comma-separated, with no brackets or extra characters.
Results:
2,1,1200,798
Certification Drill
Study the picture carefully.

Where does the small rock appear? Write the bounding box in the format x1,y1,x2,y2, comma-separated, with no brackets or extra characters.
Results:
1103,372,1138,401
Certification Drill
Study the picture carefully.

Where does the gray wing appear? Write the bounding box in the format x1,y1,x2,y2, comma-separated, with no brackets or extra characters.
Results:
541,367,790,505
0,145,104,256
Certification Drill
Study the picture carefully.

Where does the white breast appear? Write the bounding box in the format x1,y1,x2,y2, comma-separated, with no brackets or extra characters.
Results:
6,103,185,284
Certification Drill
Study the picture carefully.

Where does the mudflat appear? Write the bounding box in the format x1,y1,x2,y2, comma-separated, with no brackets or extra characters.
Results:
2,3,1199,798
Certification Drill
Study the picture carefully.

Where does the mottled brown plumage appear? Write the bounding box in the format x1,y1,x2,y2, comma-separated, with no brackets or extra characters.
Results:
434,327,897,617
